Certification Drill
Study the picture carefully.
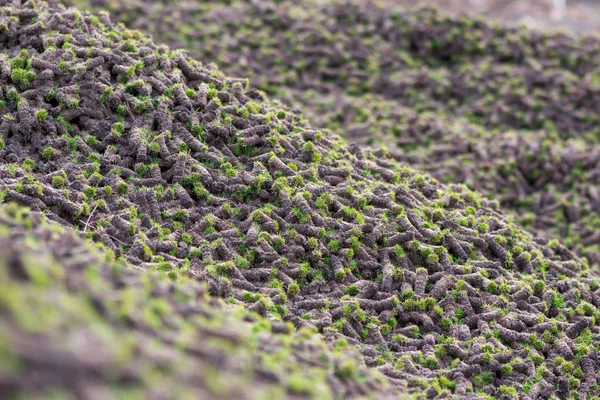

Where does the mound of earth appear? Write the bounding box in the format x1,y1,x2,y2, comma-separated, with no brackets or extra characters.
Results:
1,1,600,398
393,0,600,34
0,203,391,399
73,0,600,268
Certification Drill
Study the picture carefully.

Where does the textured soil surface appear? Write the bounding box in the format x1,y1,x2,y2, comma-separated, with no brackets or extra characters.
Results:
1,0,600,399
71,0,600,270
0,203,392,400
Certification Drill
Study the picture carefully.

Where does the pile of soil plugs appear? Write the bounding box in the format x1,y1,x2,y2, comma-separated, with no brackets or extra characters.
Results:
73,0,600,268
1,0,600,398
0,203,391,399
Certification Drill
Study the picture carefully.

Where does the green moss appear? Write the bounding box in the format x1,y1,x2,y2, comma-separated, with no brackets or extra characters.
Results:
35,109,48,121
112,122,125,136
116,181,128,194
10,68,36,89
426,253,439,264
51,176,65,188
41,147,55,160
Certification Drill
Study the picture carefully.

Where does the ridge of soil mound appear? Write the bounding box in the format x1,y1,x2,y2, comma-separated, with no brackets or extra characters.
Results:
1,1,600,398
74,0,600,268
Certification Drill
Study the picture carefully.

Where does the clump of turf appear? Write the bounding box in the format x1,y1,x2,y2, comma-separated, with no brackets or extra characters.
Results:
73,0,600,268
1,1,600,398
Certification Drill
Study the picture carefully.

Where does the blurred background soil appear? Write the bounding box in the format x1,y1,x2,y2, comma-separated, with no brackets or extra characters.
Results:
395,0,600,33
